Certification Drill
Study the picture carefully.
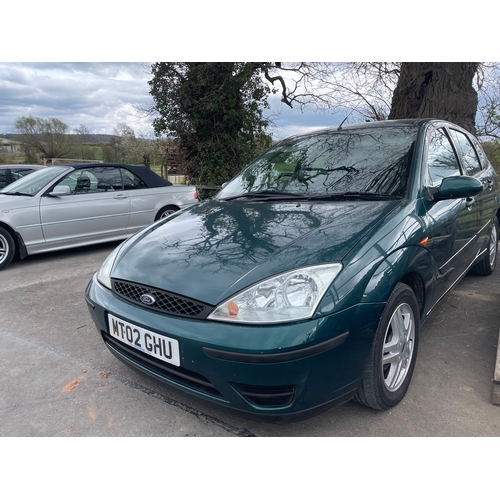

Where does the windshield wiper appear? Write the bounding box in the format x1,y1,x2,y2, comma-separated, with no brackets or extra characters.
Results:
221,190,306,201
1,191,33,197
306,192,402,201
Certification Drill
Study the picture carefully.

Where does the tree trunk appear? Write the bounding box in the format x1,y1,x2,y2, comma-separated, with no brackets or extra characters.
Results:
388,62,479,133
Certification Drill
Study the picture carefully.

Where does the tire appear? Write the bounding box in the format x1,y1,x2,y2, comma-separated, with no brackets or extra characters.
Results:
0,227,15,271
355,283,420,410
155,205,179,221
470,217,499,276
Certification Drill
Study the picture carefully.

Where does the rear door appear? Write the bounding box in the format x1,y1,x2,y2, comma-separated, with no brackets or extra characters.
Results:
39,166,131,246
447,127,498,242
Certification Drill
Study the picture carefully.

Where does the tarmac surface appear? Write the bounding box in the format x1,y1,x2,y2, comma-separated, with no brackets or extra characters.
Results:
1,241,499,437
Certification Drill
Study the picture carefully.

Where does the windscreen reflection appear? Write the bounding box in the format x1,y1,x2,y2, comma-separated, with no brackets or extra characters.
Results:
218,127,418,199
1,166,69,196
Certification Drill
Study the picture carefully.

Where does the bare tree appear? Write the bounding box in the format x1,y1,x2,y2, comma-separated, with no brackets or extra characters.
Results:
73,124,93,159
15,116,73,159
264,62,500,137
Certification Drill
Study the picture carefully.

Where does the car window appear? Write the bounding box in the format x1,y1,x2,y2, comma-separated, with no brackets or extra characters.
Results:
2,166,66,195
11,168,35,181
218,126,418,198
470,135,489,169
0,169,8,188
426,128,461,187
448,129,482,176
58,167,123,194
121,168,147,190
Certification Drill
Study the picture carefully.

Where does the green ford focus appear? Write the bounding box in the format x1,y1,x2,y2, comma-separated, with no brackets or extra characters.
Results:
85,119,500,421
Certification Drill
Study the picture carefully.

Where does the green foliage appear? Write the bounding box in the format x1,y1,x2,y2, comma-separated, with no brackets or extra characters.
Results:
148,62,272,185
482,140,500,176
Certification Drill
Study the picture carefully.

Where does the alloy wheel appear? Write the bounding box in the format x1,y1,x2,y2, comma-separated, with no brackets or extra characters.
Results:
381,302,415,392
0,233,8,265
489,223,498,268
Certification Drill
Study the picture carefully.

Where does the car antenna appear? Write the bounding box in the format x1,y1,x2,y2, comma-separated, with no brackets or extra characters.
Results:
337,103,362,131
337,116,349,131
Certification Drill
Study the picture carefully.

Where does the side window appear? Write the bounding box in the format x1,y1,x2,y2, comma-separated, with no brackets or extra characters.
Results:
448,129,482,176
92,167,123,192
426,128,461,187
121,169,147,190
470,135,489,169
11,168,35,181
57,167,123,194
0,169,8,188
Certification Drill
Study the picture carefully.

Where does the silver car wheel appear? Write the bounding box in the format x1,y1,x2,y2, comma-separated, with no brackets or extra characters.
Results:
489,222,498,268
0,233,9,264
381,302,416,392
160,209,177,219
0,227,16,270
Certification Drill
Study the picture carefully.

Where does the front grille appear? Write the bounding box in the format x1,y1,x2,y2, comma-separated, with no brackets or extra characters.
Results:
112,279,211,319
233,383,296,408
103,332,223,398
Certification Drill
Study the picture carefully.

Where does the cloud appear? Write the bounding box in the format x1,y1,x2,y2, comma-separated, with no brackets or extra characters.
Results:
0,62,349,140
0,62,154,135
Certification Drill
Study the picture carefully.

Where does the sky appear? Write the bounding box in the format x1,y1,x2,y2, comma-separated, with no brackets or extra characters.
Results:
1,3,492,143
0,62,339,141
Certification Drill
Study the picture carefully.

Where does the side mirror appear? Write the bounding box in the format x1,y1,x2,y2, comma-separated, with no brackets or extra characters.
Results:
48,185,71,197
434,176,483,201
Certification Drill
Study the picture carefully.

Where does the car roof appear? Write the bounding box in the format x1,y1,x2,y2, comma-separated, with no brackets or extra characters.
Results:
56,163,173,188
281,118,442,142
0,164,46,169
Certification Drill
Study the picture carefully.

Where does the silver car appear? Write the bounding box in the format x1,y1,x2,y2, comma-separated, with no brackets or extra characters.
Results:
0,163,199,270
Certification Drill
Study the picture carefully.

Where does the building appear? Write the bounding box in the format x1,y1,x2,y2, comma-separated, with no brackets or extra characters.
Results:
0,138,22,153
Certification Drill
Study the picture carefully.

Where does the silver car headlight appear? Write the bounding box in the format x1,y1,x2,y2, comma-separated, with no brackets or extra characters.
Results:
208,263,342,324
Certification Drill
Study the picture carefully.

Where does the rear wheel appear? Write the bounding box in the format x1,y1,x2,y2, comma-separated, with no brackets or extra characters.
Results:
470,217,499,276
355,283,419,410
155,205,179,221
0,227,15,271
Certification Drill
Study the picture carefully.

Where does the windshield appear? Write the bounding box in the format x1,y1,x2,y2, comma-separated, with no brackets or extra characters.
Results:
217,126,418,200
0,166,70,196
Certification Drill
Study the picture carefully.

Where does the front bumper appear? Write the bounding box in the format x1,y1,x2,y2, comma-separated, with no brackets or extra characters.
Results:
85,274,384,421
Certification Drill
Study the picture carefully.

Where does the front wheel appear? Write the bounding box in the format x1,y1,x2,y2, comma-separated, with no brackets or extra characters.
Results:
355,282,420,410
0,227,15,271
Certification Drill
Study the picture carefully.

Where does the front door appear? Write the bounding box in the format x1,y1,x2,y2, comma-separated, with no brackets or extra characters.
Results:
39,166,131,246
424,126,480,303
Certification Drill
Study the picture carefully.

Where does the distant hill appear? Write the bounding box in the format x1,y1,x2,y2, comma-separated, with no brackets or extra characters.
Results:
0,133,121,144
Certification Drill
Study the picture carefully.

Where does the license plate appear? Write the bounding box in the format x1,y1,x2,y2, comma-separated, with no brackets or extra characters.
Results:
108,314,180,366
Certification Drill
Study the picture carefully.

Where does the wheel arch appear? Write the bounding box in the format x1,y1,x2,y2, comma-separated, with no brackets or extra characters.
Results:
361,245,434,320
155,204,180,221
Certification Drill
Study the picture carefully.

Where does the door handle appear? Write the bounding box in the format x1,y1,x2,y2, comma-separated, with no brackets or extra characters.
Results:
466,196,476,208
114,194,128,199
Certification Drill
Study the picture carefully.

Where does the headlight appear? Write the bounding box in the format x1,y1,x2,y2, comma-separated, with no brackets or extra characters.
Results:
97,242,125,289
208,263,342,324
